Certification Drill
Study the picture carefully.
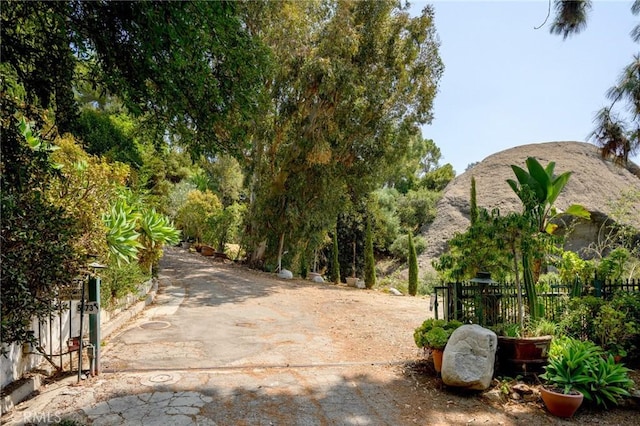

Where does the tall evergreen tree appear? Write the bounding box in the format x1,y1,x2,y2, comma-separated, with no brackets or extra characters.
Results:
470,176,478,225
243,0,443,266
408,232,418,296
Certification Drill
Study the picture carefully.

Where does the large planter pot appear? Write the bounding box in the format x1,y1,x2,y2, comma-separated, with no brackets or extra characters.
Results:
432,348,444,373
309,272,321,280
200,245,215,256
346,277,358,287
540,387,583,418
497,335,552,376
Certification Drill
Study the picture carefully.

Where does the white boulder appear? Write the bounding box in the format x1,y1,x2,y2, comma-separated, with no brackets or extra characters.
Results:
389,288,403,296
277,269,293,279
441,324,497,390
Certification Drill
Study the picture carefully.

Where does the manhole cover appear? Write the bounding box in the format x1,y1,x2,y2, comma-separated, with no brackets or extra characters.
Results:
139,321,171,330
141,373,181,386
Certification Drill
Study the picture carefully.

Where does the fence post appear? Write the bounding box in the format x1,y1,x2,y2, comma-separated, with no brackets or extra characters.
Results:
88,262,106,375
593,272,603,298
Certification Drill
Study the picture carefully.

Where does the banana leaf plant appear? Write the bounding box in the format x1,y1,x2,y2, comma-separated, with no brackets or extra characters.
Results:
507,157,590,321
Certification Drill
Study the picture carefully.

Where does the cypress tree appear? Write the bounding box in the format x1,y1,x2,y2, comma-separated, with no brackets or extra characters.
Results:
408,232,418,296
470,176,478,225
331,229,341,284
364,217,376,289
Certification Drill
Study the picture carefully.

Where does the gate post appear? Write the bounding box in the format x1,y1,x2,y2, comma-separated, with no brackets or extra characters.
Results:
88,262,106,375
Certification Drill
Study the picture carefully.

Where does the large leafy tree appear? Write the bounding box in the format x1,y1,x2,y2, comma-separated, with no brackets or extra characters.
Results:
548,0,640,165
507,157,590,320
244,0,443,268
1,0,270,154
0,102,82,352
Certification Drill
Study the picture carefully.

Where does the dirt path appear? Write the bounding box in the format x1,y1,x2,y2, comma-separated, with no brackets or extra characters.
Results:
2,247,638,425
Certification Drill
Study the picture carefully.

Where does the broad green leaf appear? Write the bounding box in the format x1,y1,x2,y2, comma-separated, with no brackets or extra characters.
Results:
564,204,591,220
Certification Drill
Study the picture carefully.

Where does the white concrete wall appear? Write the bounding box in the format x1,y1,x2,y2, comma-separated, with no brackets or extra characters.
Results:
1,279,153,388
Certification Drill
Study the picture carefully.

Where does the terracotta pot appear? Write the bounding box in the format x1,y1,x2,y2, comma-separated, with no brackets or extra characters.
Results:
200,245,215,256
540,387,583,418
432,349,444,373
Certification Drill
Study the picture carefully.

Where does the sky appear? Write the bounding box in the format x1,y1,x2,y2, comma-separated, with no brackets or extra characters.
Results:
409,0,639,175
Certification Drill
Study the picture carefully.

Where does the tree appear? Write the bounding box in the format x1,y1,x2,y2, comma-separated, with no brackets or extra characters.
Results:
1,107,82,353
364,217,376,289
547,0,640,165
470,176,479,225
1,0,270,155
507,157,590,320
243,0,443,268
408,232,418,296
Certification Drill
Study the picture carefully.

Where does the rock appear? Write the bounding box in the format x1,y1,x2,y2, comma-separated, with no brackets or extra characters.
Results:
512,383,533,395
416,142,640,274
312,275,324,283
482,388,504,405
356,280,366,289
277,269,293,279
441,324,497,391
389,288,403,296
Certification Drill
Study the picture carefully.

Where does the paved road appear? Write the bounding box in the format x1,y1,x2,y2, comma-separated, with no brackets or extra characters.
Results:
2,248,435,425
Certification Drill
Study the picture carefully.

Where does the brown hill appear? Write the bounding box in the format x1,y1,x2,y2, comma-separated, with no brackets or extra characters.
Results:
418,141,640,272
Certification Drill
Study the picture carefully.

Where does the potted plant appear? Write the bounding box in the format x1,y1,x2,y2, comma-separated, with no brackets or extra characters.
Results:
346,241,359,287
495,318,556,376
424,327,449,372
539,336,634,416
538,337,593,417
414,319,463,372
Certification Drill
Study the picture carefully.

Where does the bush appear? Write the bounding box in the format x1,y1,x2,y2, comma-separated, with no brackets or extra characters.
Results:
100,259,150,308
559,293,640,364
390,233,426,261
408,233,418,296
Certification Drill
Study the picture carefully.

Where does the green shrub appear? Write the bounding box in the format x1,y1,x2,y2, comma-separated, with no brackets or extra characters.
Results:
559,294,640,364
389,233,427,262
100,259,150,308
408,233,418,296
558,296,604,341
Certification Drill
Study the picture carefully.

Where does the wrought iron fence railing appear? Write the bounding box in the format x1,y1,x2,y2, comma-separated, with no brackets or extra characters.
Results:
433,278,639,326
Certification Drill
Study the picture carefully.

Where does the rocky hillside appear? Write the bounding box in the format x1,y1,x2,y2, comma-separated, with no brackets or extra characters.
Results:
419,141,640,272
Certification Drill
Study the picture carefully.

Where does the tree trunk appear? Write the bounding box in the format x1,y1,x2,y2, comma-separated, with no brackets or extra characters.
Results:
277,232,285,272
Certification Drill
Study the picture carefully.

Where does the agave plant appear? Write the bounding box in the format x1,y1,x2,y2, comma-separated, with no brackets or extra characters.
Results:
137,208,181,273
103,200,141,265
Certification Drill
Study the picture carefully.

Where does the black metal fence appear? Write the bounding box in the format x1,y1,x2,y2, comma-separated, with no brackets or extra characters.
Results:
433,278,640,326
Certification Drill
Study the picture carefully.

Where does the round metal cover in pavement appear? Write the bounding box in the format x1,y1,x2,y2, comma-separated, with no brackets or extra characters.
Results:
141,373,181,386
139,321,171,330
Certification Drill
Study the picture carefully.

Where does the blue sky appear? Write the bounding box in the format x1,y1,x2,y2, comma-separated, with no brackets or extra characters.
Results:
409,1,639,174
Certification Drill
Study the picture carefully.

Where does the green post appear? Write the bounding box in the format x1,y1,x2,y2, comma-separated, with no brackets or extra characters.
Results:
593,272,603,298
88,274,101,375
